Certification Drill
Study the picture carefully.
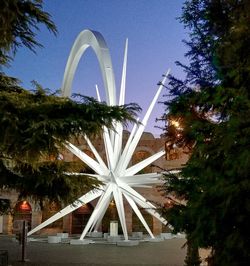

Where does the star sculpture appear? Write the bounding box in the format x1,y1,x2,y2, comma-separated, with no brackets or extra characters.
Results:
28,29,170,241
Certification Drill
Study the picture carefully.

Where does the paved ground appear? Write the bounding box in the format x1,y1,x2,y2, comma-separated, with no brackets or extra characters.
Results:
0,235,187,266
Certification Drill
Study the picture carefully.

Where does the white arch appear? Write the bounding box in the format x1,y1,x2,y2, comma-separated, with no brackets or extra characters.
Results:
61,29,116,106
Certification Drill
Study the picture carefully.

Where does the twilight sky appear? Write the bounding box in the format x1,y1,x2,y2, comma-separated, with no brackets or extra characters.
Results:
4,0,188,136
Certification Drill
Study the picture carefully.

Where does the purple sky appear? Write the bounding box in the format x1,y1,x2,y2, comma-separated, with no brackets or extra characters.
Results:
4,0,188,136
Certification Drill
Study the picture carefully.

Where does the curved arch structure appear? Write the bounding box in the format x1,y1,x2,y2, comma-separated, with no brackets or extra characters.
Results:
28,29,173,242
62,29,116,105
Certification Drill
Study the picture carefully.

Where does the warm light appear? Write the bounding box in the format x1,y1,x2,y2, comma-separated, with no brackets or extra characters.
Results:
18,200,31,212
171,120,180,128
20,202,28,209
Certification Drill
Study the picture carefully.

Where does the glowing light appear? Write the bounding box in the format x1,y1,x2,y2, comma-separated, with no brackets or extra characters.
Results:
18,201,31,212
171,120,180,128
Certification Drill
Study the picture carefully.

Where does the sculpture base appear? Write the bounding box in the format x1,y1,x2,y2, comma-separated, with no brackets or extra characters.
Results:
48,236,61,244
117,240,139,246
160,233,173,239
131,231,143,239
146,237,164,242
70,239,94,245
107,235,122,243
57,233,69,239
90,231,103,238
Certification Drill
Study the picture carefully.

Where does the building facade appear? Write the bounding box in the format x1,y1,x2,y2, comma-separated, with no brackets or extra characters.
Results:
0,131,189,236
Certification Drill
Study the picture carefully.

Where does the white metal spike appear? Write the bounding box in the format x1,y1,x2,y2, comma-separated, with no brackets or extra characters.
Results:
92,195,112,232
118,70,170,175
119,38,128,106
65,172,107,182
64,142,106,175
95,84,101,102
132,196,168,225
84,134,109,174
123,193,154,238
112,39,129,161
121,172,161,181
125,150,165,176
103,127,115,170
80,185,113,240
89,186,113,233
113,185,128,240
113,123,123,165
28,189,102,236
115,118,139,175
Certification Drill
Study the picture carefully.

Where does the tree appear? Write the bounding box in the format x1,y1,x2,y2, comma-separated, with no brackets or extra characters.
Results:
161,0,250,265
0,1,140,210
0,0,57,66
0,77,139,204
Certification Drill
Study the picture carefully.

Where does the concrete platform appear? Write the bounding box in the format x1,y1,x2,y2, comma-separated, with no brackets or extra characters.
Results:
90,231,103,238
117,240,139,246
175,233,186,238
160,233,173,239
103,232,109,239
48,236,61,244
107,235,122,243
70,239,94,245
57,233,69,239
131,231,143,239
145,237,164,242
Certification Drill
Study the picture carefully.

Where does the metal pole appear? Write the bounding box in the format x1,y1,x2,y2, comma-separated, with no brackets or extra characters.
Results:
21,220,27,262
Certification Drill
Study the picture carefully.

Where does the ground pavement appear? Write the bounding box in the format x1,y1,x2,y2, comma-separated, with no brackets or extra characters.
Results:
0,235,187,266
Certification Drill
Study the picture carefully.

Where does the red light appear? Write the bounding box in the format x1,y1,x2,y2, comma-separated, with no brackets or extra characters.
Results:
19,201,31,212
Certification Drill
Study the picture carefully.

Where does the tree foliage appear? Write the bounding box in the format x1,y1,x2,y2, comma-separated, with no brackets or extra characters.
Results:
162,0,250,265
0,75,139,204
0,75,139,165
0,0,57,65
0,1,140,209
